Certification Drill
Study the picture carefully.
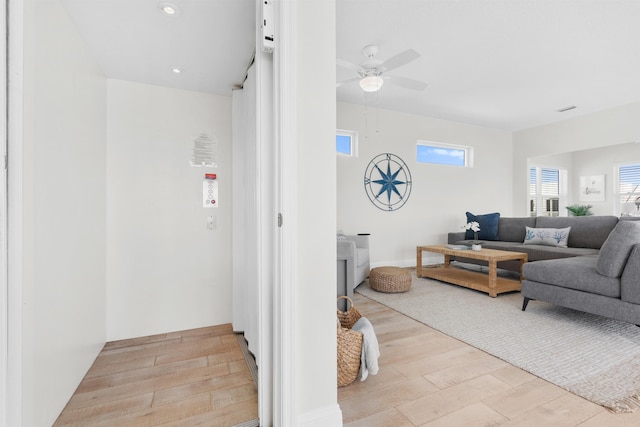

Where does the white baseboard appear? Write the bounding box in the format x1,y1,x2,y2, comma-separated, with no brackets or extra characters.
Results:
297,404,343,427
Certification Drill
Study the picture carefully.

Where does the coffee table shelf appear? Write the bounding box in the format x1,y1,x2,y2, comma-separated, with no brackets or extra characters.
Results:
416,245,527,297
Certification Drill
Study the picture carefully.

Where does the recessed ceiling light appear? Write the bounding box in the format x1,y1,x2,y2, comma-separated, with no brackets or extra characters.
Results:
170,67,182,74
159,3,179,16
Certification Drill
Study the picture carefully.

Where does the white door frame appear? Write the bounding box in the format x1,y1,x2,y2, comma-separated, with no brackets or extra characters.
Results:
5,0,24,425
0,0,8,423
2,1,300,425
272,0,296,424
255,44,274,425
252,0,297,424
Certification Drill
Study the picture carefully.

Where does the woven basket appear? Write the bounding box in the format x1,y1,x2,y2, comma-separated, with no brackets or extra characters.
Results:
337,296,362,329
369,266,412,293
337,325,363,387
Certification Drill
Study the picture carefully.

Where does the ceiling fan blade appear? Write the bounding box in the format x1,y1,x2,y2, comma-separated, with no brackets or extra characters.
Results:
336,58,362,73
379,49,420,72
384,75,428,91
336,77,360,88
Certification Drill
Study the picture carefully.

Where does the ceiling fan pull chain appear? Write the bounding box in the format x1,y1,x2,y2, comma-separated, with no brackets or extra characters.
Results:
363,90,369,140
376,91,380,134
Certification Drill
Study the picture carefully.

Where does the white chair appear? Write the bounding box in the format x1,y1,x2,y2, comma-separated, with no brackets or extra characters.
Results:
337,234,370,309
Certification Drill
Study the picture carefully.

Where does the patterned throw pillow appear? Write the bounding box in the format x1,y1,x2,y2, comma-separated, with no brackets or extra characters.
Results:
523,226,571,248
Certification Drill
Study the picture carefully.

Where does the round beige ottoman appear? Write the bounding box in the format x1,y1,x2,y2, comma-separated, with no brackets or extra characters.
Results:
369,266,412,293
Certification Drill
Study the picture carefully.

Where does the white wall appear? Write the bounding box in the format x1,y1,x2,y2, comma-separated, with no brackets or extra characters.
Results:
570,142,640,215
531,143,640,216
513,102,640,216
337,102,514,266
106,79,232,340
21,0,107,424
295,0,342,424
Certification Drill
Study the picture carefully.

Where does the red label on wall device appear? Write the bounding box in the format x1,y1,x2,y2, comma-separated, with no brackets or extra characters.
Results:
205,173,217,180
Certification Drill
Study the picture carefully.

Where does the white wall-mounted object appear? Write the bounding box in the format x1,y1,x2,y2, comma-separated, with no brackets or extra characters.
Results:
579,174,605,202
203,174,219,208
191,132,218,167
261,0,274,53
207,215,216,230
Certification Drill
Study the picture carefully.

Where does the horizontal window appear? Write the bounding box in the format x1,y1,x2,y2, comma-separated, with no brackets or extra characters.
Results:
416,141,472,167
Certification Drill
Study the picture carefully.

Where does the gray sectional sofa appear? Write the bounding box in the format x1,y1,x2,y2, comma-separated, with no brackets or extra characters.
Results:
522,219,640,325
448,215,640,325
448,215,627,272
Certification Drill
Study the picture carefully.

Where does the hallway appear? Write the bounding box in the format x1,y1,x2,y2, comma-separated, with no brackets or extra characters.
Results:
54,325,258,426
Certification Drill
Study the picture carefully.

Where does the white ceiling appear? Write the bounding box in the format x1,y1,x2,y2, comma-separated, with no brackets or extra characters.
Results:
60,0,256,95
337,0,640,131
61,0,640,131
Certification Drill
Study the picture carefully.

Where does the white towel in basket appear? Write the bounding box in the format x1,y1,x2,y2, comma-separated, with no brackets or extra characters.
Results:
352,316,379,381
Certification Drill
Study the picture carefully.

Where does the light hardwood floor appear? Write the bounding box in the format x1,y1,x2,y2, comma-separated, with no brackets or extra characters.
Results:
54,324,258,427
54,294,640,426
339,293,640,427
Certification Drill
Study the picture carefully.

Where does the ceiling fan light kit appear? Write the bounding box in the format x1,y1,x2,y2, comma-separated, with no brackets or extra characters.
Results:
158,2,179,16
337,45,427,93
360,75,384,92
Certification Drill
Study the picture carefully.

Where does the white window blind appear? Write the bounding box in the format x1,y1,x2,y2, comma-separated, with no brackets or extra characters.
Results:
541,168,559,196
618,163,640,215
529,168,536,196
529,167,560,217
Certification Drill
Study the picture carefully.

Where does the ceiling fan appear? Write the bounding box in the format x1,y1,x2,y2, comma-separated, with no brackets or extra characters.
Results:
337,45,428,93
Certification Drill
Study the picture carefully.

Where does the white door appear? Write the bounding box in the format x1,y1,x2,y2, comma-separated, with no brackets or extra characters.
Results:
231,51,275,424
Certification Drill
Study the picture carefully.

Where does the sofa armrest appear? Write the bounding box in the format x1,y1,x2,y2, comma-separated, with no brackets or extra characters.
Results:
345,234,369,249
448,231,466,244
337,239,356,261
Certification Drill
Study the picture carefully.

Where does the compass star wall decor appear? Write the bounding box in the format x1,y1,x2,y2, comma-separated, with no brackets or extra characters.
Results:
364,153,412,211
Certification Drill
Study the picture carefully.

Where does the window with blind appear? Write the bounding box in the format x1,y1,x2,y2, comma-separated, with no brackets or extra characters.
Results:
616,163,640,216
529,167,561,217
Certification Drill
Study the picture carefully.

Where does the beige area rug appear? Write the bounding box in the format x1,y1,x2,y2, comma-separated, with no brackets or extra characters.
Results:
356,267,640,413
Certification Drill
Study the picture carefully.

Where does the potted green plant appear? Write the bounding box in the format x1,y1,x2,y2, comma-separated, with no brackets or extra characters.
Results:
566,204,593,216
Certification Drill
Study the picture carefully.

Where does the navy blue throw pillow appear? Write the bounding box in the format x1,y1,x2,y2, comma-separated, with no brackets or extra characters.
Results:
465,212,500,241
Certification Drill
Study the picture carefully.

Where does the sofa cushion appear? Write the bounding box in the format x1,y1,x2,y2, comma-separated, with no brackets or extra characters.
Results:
498,217,537,242
535,216,619,249
465,212,500,241
597,221,640,278
478,241,598,261
523,256,621,298
621,245,640,304
523,226,571,247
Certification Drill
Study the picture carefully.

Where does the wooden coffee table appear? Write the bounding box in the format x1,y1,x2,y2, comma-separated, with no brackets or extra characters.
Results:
416,245,528,297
